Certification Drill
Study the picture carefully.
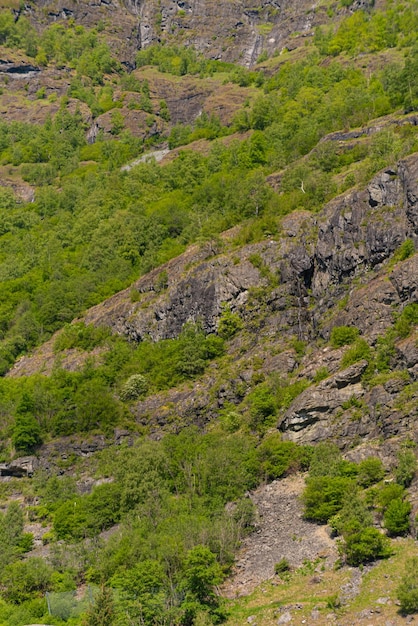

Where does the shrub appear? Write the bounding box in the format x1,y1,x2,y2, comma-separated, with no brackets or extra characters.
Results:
120,374,148,401
395,303,418,338
12,413,43,454
342,527,391,566
0,558,52,603
54,323,111,353
276,379,310,410
357,457,385,487
329,491,373,537
396,238,415,261
396,448,417,487
303,476,353,522
275,558,290,575
257,435,312,480
341,338,371,367
375,482,406,511
313,366,330,383
308,442,356,478
397,557,418,614
217,305,243,339
247,385,277,431
330,325,359,348
383,498,412,536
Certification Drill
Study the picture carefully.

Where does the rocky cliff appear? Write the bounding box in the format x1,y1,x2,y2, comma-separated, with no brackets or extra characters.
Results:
22,0,371,67
10,152,418,452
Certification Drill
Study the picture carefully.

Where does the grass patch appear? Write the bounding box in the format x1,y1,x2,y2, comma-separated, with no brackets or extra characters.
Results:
349,539,418,614
224,541,418,625
225,568,351,625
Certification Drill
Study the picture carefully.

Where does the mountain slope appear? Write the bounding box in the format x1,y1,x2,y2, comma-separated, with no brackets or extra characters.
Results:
0,0,418,624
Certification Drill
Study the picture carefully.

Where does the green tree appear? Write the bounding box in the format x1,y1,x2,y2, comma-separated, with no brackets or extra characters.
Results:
330,490,373,537
343,527,391,566
180,545,224,625
303,476,353,523
111,560,168,623
383,498,411,536
12,393,43,454
0,558,52,603
183,546,223,603
120,373,148,400
357,457,385,487
257,435,311,480
217,305,243,339
82,585,115,626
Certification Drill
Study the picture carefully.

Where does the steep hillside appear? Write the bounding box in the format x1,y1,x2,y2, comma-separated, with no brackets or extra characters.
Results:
0,0,418,623
20,0,362,67
8,151,418,448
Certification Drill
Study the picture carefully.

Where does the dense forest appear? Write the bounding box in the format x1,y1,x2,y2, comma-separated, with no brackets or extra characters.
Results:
0,0,417,623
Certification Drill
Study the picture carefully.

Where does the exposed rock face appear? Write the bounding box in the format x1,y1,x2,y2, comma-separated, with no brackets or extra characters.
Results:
23,0,354,67
280,360,368,434
78,154,418,345
88,73,252,139
0,456,38,478
24,0,141,66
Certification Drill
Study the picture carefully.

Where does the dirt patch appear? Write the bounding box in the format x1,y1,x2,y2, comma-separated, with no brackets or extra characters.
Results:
222,474,338,599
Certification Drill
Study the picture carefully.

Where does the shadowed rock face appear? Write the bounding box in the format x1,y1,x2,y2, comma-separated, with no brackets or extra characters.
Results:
0,456,38,477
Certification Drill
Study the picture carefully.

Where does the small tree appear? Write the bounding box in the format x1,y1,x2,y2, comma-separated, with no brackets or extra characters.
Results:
330,325,359,348
303,476,353,523
217,304,243,339
120,374,148,401
12,413,43,454
342,527,391,566
357,457,385,487
383,498,411,536
396,448,417,487
82,586,115,626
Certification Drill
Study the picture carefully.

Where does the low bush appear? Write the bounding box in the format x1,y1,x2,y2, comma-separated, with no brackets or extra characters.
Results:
341,338,371,367
357,456,385,487
330,325,359,348
257,435,312,480
383,498,412,536
342,527,391,566
303,476,353,523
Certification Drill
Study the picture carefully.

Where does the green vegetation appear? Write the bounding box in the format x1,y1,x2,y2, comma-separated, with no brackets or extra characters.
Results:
217,305,243,340
0,322,225,441
0,0,417,622
0,19,119,82
302,444,413,567
330,325,359,348
397,557,418,614
341,338,372,367
136,43,234,77
256,435,312,480
357,456,385,487
0,3,417,379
